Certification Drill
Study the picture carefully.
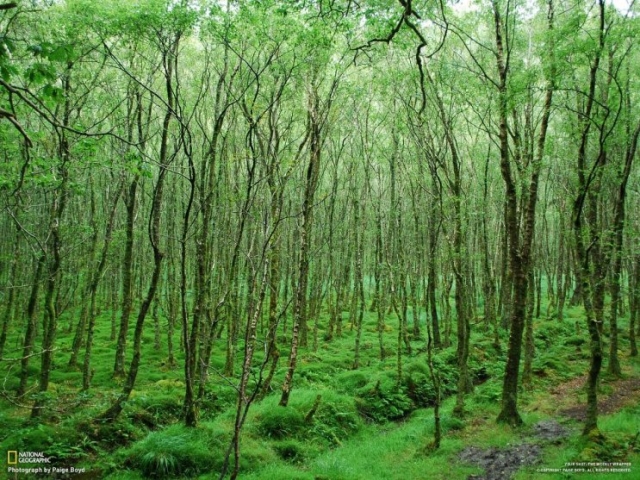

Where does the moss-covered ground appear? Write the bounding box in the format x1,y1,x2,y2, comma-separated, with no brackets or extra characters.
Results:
1,302,638,479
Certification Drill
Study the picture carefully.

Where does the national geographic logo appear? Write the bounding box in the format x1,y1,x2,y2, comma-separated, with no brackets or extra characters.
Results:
6,450,87,476
6,451,52,464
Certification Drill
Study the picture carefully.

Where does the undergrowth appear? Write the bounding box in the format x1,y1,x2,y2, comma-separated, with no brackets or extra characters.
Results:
1,299,638,479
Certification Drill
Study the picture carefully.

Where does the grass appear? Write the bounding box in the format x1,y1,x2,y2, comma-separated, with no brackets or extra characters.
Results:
1,290,639,479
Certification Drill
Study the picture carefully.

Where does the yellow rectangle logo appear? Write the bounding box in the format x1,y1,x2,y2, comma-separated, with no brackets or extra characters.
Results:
7,451,18,465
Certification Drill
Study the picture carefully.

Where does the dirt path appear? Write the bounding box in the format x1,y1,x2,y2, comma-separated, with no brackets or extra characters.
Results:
459,420,571,480
460,443,542,480
458,374,640,480
555,376,640,421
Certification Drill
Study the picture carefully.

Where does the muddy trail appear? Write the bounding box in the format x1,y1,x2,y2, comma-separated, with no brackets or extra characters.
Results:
459,420,568,480
458,375,639,480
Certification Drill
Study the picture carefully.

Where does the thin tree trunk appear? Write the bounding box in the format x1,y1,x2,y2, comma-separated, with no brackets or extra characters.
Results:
280,85,328,407
113,174,139,378
607,119,639,375
17,255,45,397
101,35,177,420
82,180,123,391
0,237,20,360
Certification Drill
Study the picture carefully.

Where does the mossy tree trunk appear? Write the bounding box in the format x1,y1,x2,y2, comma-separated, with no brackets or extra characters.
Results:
607,119,640,375
82,180,124,390
495,0,555,427
101,32,178,421
571,0,606,437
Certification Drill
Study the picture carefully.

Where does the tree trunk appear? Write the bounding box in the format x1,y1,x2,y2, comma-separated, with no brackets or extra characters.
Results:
82,181,123,390
17,255,45,397
280,84,328,407
607,119,639,375
113,175,139,378
101,34,177,420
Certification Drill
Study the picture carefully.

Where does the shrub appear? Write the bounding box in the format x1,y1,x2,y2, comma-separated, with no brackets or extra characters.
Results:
537,321,573,347
298,364,334,385
306,391,361,445
564,336,586,347
355,377,413,423
128,392,183,426
532,353,564,374
404,370,436,408
273,440,306,463
140,451,180,478
475,381,502,404
256,406,305,439
122,424,224,478
576,433,632,463
441,415,465,432
198,383,238,418
432,351,460,396
1,422,96,465
83,417,143,451
1,424,57,455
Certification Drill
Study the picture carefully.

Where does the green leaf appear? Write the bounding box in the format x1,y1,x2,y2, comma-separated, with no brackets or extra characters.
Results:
0,63,17,81
47,44,76,62
42,84,64,100
26,62,56,84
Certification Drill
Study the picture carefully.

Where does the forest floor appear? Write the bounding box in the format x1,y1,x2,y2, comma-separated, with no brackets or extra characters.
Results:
559,376,640,421
1,306,639,479
458,372,640,480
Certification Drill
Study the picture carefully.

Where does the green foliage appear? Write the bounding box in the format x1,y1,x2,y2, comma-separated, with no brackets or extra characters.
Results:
140,451,180,478
474,381,503,405
537,320,574,347
306,391,361,445
564,335,586,347
121,424,224,478
198,384,238,418
297,363,334,385
128,391,183,426
440,415,465,432
532,352,565,375
250,389,361,448
28,42,77,63
1,4,638,480
256,406,306,439
273,440,307,463
576,432,634,463
333,370,369,394
0,422,96,464
355,376,413,422
0,61,17,81
404,364,436,408
82,417,144,451
2,423,58,453
240,463,316,480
